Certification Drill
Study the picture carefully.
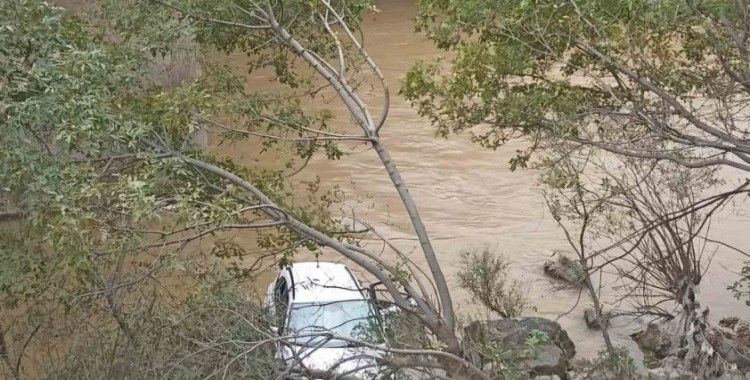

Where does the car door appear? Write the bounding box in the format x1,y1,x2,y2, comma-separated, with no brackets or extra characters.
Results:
273,276,290,332
270,274,293,370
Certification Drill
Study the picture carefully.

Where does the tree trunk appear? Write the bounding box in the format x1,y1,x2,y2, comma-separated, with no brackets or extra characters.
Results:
679,281,721,376
583,275,617,360
371,141,454,329
269,14,455,330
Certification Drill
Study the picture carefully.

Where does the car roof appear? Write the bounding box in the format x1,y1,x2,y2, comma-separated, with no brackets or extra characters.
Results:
287,262,365,304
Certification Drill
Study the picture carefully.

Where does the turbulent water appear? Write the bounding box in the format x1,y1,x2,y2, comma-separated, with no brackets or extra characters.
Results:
226,0,750,358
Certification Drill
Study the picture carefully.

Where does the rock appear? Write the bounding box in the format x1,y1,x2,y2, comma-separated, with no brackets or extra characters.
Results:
583,308,598,329
720,317,741,330
669,369,693,380
709,317,750,372
654,368,682,380
583,308,609,329
631,323,673,363
543,251,585,285
659,355,681,369
566,371,583,380
464,317,576,379
669,371,693,380
647,367,693,380
648,368,668,380
526,345,567,377
718,368,746,380
584,367,616,379
644,356,693,380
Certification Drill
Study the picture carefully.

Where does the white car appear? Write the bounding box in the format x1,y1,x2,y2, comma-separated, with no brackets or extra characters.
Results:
266,262,387,379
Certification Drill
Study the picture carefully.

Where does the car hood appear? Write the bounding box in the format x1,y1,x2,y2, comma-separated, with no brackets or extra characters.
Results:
282,345,382,379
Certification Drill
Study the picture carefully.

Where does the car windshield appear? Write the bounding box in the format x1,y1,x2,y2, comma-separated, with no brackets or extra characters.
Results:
285,300,384,348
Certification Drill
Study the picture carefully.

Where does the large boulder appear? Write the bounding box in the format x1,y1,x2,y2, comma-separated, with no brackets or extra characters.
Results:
631,323,673,366
709,317,750,372
543,251,584,285
646,366,694,380
632,316,750,375
464,317,576,379
583,308,610,330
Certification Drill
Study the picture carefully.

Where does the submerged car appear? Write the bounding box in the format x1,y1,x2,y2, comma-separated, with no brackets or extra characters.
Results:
266,262,387,379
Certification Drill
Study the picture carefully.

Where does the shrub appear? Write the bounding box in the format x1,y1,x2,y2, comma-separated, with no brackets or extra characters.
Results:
457,248,526,318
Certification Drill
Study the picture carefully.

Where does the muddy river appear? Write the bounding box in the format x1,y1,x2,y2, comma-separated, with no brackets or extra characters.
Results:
224,0,750,359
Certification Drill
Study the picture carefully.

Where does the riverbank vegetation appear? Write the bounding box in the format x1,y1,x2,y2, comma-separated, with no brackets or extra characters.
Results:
1,0,749,379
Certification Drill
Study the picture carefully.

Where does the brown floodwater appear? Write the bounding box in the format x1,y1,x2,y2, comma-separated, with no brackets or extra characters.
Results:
223,0,750,359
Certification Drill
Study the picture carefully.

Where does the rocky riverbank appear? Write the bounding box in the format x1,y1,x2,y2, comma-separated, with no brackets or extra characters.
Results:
473,252,750,379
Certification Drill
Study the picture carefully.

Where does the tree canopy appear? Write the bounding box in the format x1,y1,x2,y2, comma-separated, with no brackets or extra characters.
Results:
0,1,363,376
404,0,750,172
404,0,750,301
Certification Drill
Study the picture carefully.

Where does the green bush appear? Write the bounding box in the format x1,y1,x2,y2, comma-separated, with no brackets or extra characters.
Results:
458,248,526,318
